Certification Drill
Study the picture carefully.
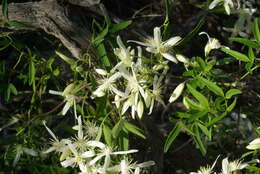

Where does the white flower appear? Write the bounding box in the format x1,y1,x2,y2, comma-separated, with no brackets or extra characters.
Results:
92,72,124,97
199,32,221,57
220,157,248,174
87,141,138,170
129,27,182,63
108,158,155,174
113,36,135,70
13,144,38,166
49,83,78,115
61,142,95,168
246,138,260,150
209,0,235,15
169,82,185,103
190,155,219,174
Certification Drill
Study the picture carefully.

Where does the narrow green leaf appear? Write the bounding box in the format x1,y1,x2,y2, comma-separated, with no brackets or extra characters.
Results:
103,124,112,146
29,57,36,86
229,37,259,48
248,47,255,63
187,84,209,108
225,89,242,99
112,119,124,138
6,20,29,28
164,122,181,152
198,77,224,97
193,125,206,155
253,18,260,45
123,121,146,139
176,17,205,46
221,47,250,62
92,26,109,45
8,83,17,95
197,123,211,140
183,97,203,111
226,98,237,112
207,112,227,127
2,0,8,19
97,43,110,67
109,20,132,33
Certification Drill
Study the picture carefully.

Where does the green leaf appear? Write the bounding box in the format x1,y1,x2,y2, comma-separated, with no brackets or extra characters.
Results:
164,122,181,152
197,122,211,140
176,17,205,46
229,37,259,48
198,77,224,97
96,43,111,67
120,130,129,151
55,51,76,66
6,20,29,28
221,47,250,62
183,97,203,111
29,56,36,86
2,0,8,19
112,119,124,138
92,26,109,45
187,84,209,108
109,20,132,33
8,83,17,95
207,112,227,127
103,124,112,146
248,47,255,63
225,89,242,99
123,121,146,139
226,98,237,112
253,18,260,45
193,125,206,155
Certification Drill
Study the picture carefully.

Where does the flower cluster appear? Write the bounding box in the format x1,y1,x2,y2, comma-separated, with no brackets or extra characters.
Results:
43,116,154,174
93,27,187,119
190,156,248,174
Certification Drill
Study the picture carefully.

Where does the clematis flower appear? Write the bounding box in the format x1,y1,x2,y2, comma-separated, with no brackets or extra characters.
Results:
209,0,235,15
13,144,38,167
60,142,95,168
49,83,78,115
87,141,138,170
246,138,260,150
113,36,135,70
129,27,182,63
190,155,219,174
108,158,155,174
220,157,248,174
199,32,221,57
92,72,124,97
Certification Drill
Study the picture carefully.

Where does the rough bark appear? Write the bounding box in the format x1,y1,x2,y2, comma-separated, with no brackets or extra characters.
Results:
0,0,100,58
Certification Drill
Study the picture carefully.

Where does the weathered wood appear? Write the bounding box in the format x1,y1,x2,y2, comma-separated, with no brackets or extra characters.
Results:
0,0,99,58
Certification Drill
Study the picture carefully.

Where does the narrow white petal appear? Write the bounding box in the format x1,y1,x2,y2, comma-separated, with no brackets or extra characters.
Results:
169,82,185,103
43,121,59,142
161,53,178,63
209,0,222,9
136,161,155,168
127,40,151,47
137,100,144,119
87,140,106,149
12,153,21,166
176,54,188,63
23,148,38,156
62,101,72,115
112,149,138,155
61,158,74,168
164,36,182,47
146,47,157,53
81,151,95,158
122,101,130,115
89,154,105,166
43,146,56,154
95,69,108,76
49,90,63,96
153,27,162,46
222,157,230,174
117,36,126,49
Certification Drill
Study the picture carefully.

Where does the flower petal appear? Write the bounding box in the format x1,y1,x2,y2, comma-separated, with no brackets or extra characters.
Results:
169,82,185,103
161,53,178,63
164,36,182,47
